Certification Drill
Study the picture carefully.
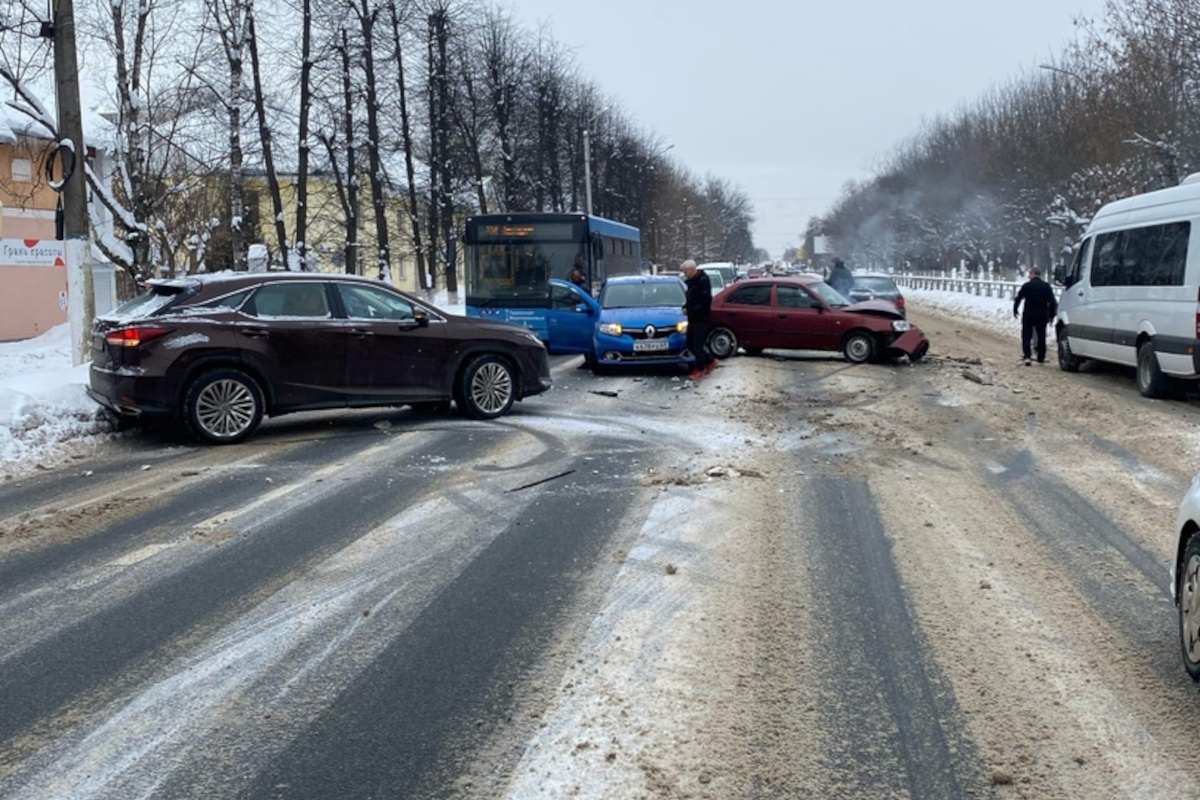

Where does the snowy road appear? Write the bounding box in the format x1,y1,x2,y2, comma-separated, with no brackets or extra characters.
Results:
3,303,1200,799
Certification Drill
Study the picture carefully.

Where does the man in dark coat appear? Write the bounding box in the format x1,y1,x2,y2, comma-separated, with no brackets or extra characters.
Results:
828,258,854,297
1013,268,1058,365
681,259,714,379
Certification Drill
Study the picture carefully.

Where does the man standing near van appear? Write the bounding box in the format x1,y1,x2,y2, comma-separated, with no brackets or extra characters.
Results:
1013,268,1058,365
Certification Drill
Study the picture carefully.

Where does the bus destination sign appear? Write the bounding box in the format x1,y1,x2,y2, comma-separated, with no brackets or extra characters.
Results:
476,222,576,241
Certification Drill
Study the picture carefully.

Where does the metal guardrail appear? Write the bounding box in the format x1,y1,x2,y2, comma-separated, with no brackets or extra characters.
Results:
892,273,1063,300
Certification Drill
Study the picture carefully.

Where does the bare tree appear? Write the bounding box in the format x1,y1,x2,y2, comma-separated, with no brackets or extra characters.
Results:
246,2,288,268
387,0,429,288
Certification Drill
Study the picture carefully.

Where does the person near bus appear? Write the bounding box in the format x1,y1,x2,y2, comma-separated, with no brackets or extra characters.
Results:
568,254,589,292
681,259,715,379
1013,267,1058,365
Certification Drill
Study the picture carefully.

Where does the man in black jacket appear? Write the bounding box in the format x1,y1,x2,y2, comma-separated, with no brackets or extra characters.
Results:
681,259,714,379
1013,268,1058,365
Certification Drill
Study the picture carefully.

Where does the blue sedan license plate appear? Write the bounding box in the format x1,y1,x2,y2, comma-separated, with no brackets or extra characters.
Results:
633,339,669,352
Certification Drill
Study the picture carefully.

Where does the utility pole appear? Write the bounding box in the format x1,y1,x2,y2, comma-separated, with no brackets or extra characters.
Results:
48,0,93,364
583,129,593,216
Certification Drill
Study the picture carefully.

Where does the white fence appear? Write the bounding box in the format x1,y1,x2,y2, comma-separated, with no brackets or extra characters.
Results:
893,273,1062,300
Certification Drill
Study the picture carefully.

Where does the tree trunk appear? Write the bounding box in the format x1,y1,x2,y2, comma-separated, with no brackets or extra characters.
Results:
358,0,391,281
388,1,429,289
294,0,312,270
247,7,288,269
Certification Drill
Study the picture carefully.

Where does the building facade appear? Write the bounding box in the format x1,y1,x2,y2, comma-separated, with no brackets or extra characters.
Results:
0,131,68,342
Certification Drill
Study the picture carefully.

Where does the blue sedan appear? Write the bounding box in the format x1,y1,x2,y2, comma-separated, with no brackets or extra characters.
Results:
545,276,691,373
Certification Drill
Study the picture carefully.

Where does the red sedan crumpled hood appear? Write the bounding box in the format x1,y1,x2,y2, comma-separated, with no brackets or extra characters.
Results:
845,299,903,318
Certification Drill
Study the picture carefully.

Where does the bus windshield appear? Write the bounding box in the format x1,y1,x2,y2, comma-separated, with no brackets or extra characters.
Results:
462,213,642,347
467,241,585,307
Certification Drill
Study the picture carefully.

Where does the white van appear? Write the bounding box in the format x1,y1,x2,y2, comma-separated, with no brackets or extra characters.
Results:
1056,176,1200,397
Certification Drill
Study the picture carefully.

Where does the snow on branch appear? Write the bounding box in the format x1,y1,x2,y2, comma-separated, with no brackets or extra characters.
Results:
85,162,144,233
0,67,58,138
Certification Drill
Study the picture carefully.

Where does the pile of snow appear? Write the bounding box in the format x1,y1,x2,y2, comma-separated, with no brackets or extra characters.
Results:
0,325,110,478
0,288,1012,479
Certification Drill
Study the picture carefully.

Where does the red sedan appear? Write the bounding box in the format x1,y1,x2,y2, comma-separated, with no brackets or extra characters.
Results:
705,276,929,363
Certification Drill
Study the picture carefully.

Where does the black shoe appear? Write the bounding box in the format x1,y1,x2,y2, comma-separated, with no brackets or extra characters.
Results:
1023,358,1031,366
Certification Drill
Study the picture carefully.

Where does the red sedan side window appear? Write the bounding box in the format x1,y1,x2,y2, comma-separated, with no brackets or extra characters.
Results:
776,285,819,309
727,285,771,306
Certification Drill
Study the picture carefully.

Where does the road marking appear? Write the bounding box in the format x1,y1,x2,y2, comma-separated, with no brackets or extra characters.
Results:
109,543,175,567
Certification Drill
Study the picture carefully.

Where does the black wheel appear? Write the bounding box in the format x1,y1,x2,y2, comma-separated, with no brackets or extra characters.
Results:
842,331,877,364
1180,534,1200,682
1057,335,1081,372
459,354,516,419
1137,341,1170,398
184,369,264,444
708,327,739,359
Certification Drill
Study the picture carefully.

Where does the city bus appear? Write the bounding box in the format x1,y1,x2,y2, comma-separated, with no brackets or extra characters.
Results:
463,212,642,349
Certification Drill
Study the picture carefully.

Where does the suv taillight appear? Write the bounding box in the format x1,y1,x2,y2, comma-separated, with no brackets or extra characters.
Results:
895,296,906,309
105,326,172,347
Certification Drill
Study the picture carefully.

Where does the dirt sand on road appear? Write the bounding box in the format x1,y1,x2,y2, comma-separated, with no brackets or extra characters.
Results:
500,302,1200,799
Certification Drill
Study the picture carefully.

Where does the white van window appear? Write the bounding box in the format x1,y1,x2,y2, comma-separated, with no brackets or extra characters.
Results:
1090,221,1189,287
1063,240,1087,288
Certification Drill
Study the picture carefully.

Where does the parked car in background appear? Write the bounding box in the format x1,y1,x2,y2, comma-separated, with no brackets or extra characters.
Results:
1173,474,1200,681
848,273,907,317
698,261,738,286
745,266,766,279
705,276,928,364
699,266,727,292
87,272,552,444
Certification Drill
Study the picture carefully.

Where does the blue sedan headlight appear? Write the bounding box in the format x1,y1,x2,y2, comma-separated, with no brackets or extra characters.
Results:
599,322,623,336
676,321,689,333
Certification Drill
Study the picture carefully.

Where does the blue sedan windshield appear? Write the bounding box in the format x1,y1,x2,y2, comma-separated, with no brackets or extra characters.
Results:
601,282,685,309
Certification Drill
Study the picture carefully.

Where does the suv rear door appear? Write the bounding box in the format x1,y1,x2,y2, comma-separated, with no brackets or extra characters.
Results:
239,281,348,408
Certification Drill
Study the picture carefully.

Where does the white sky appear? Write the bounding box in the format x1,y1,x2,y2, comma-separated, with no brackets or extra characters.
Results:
505,0,1112,258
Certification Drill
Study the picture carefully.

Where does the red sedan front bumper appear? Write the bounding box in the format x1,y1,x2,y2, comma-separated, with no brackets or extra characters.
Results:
889,328,930,360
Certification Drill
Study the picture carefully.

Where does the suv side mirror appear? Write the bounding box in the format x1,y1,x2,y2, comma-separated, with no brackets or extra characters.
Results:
400,309,430,330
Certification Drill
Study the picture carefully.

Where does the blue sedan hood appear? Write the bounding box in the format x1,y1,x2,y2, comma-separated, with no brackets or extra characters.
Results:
599,305,687,329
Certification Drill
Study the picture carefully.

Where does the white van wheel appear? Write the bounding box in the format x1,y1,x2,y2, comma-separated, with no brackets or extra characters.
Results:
1057,337,1081,372
1137,342,1170,398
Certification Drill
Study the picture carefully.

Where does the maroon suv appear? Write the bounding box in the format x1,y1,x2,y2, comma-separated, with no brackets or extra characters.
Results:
706,276,929,363
88,272,552,443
